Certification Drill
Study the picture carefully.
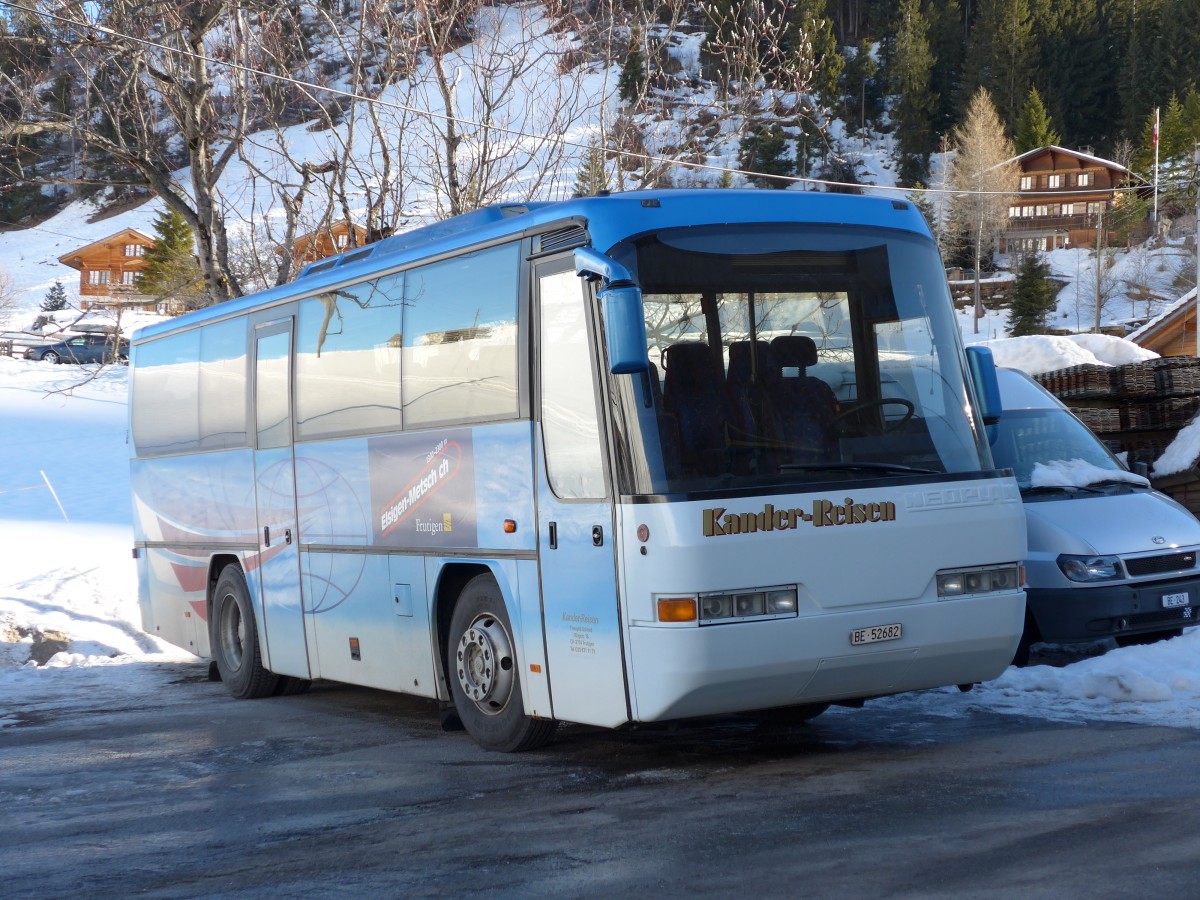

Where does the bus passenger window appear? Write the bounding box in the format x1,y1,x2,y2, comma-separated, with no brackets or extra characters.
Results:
131,330,200,456
295,274,403,440
402,243,520,428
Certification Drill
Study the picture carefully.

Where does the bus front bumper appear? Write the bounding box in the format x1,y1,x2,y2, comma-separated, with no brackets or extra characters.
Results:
625,590,1025,722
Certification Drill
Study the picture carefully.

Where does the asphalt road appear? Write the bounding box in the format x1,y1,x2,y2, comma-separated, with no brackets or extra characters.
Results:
4,659,1200,898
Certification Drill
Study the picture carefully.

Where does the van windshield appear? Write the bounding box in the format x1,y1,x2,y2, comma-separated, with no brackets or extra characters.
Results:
604,223,992,496
988,407,1127,490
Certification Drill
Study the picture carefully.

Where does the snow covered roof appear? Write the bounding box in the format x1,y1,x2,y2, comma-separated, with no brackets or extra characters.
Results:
1126,287,1197,345
1008,144,1128,174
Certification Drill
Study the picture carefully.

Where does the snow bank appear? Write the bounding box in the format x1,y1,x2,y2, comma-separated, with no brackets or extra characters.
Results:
978,333,1158,376
1153,415,1200,477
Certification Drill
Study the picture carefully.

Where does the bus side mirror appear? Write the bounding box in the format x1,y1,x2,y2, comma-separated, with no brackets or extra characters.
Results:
966,346,1002,426
574,248,649,375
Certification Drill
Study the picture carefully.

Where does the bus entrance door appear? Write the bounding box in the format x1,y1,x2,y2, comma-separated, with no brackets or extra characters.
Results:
252,317,311,680
534,265,630,728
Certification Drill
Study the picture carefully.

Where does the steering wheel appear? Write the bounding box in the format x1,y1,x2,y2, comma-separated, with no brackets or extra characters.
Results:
832,397,915,434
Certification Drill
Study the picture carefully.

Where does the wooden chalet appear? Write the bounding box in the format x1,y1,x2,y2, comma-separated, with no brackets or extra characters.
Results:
57,229,156,310
1127,288,1199,358
290,220,369,268
1000,146,1142,255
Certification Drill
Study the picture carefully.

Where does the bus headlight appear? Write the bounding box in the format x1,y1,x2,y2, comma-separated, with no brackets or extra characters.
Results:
937,564,1021,598
1057,554,1122,583
659,586,799,624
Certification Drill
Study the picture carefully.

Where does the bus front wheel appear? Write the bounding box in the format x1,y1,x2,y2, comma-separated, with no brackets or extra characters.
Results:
447,574,556,752
210,565,278,699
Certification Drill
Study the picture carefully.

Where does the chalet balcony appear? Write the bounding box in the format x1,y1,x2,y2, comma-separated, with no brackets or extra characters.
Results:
1005,213,1100,234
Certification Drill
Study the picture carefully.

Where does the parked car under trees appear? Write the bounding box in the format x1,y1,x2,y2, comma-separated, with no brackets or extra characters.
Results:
24,332,129,364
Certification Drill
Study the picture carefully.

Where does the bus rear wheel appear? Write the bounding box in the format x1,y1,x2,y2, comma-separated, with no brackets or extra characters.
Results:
210,564,278,699
447,574,556,752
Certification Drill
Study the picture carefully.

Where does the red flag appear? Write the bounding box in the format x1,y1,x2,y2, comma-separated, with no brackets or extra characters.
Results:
1153,109,1160,145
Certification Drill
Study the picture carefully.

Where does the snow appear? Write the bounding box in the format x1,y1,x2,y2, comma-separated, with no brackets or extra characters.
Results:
0,360,196,714
966,331,1158,376
4,353,1200,734
1153,415,1200,478
1030,458,1150,489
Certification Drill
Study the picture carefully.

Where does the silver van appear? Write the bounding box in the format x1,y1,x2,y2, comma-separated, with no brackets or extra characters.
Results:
992,367,1200,664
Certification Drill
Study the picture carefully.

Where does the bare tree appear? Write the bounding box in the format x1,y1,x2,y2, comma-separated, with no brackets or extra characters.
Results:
0,268,18,324
0,0,265,305
947,88,1019,333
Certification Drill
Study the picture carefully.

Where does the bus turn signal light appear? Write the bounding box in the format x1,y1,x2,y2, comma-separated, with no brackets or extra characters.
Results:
657,598,697,622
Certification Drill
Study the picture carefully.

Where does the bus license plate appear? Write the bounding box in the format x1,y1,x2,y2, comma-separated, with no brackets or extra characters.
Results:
851,623,902,645
1162,592,1190,609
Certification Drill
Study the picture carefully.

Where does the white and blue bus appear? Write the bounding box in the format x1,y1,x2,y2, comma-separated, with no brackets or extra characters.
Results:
130,190,1026,751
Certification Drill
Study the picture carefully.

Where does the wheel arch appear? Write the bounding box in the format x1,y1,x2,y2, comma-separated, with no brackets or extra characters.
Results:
204,553,266,667
431,562,495,698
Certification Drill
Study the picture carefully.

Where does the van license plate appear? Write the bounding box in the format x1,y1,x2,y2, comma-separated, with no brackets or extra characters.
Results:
851,623,902,645
1162,592,1190,609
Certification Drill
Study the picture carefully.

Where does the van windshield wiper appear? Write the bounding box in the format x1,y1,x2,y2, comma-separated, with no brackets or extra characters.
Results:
780,462,939,476
1020,484,1106,495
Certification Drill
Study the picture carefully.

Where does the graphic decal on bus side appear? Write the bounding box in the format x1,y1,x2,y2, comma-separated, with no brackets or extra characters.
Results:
368,430,478,547
702,498,896,537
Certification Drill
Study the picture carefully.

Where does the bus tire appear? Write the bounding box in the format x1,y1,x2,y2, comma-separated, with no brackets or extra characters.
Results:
210,565,278,699
274,676,312,696
447,574,556,752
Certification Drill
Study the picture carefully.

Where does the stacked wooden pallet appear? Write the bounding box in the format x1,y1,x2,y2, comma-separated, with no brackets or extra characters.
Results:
1033,356,1200,471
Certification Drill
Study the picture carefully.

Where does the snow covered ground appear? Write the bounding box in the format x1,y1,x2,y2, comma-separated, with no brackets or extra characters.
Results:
4,352,1200,733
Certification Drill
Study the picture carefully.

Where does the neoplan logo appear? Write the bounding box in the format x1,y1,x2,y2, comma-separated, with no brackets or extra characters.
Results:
702,498,896,538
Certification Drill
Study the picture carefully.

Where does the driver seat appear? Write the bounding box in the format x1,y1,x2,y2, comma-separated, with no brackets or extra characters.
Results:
771,335,838,462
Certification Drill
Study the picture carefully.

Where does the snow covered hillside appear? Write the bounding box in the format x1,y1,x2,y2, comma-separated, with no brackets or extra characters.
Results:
4,355,1200,732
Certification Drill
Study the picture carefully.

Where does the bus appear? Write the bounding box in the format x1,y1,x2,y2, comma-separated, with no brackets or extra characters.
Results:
129,190,1026,751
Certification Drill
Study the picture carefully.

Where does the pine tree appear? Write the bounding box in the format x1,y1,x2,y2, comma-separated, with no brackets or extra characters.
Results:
962,0,1035,131
789,0,842,103
41,280,69,312
890,0,937,184
574,142,611,197
1008,253,1056,336
840,39,881,131
137,209,205,310
1013,86,1059,153
926,0,964,136
618,27,647,105
739,124,793,189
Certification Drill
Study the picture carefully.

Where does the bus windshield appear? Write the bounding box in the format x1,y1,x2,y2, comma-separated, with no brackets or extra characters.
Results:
608,223,991,495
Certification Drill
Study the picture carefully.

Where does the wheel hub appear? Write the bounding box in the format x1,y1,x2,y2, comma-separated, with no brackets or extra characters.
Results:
455,615,515,716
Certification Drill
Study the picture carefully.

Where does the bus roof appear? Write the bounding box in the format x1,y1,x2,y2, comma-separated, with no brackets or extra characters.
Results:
133,189,931,343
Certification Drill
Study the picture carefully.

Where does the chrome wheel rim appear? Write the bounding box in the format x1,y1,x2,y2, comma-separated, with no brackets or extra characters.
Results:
455,614,515,716
218,594,245,670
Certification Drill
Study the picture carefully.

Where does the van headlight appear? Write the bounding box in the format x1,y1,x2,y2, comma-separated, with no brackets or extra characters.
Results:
1057,554,1122,582
937,564,1022,597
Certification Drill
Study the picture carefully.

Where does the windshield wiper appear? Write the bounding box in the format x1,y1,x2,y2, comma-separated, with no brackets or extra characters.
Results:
780,462,939,476
1020,484,1106,495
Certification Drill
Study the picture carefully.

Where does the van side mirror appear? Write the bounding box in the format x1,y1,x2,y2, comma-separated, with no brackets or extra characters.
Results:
965,346,1002,426
574,247,649,375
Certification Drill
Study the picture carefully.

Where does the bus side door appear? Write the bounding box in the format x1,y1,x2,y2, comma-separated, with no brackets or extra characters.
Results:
252,314,311,679
534,261,630,728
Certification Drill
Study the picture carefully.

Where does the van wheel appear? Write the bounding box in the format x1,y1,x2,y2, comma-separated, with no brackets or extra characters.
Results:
210,565,278,699
447,574,556,752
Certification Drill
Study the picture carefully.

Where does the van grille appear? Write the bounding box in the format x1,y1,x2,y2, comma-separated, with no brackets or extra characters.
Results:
1125,552,1197,577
